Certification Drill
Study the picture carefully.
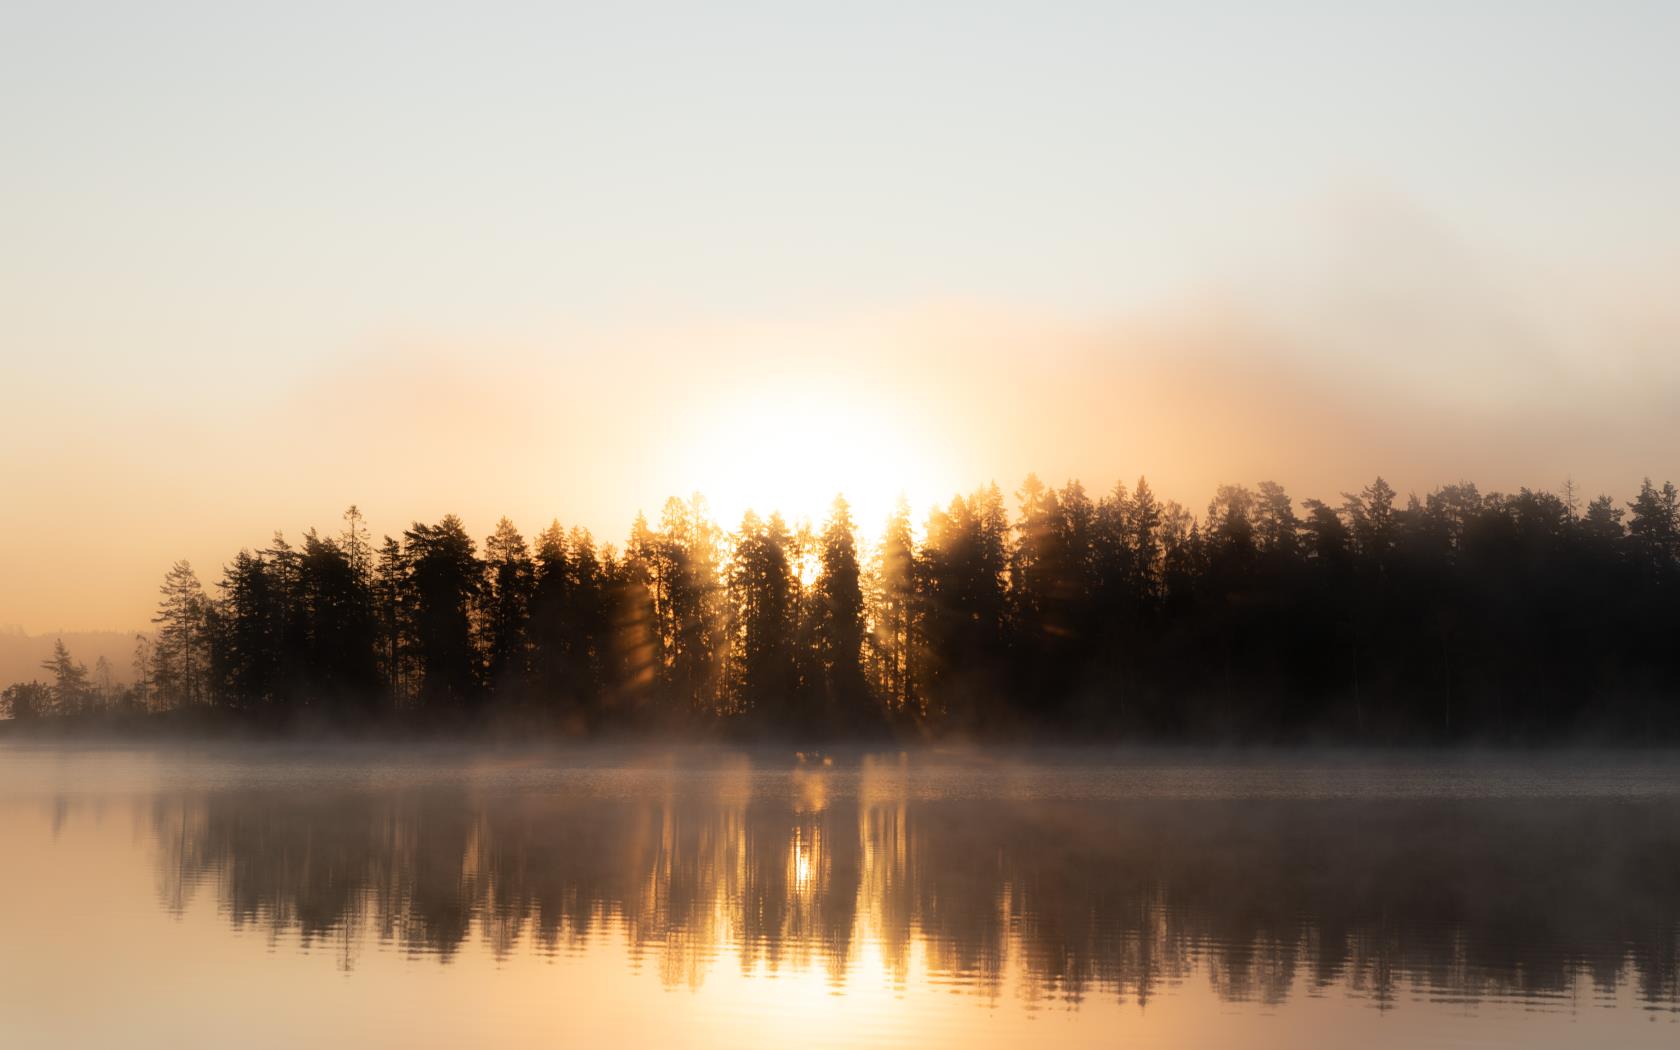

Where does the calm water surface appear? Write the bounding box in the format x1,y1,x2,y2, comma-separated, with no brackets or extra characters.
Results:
2,744,1679,1049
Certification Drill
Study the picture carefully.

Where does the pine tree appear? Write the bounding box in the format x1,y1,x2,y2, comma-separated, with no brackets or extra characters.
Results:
813,496,868,727
219,550,282,707
403,516,483,713
482,517,535,697
869,497,917,715
131,634,154,712
1627,478,1680,573
655,494,728,717
152,561,209,708
1128,477,1163,600
40,638,89,716
727,510,797,722
373,536,408,703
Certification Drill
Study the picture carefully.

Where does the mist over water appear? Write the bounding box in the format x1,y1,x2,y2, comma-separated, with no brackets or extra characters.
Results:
3,744,1678,1049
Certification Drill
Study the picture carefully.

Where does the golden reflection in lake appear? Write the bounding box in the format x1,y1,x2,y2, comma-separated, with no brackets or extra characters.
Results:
2,746,1679,1049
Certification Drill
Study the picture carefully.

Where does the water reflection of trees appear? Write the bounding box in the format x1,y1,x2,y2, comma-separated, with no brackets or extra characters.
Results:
149,783,1680,1009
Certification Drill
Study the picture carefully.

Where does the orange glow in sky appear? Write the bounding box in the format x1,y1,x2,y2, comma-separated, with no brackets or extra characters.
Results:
4,5,1680,632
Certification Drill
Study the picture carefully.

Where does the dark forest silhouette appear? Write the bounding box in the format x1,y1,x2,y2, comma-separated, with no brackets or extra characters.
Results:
8,474,1680,740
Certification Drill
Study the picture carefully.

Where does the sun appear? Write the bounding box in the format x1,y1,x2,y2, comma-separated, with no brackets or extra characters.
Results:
676,382,947,539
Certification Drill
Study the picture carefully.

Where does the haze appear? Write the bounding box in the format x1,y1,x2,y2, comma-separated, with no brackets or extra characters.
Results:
4,2,1678,633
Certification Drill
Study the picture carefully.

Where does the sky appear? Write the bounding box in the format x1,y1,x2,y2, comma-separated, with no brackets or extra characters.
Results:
2,1,1678,632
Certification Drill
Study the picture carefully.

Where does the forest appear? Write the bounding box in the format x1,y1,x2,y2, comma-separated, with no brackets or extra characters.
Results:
6,473,1680,741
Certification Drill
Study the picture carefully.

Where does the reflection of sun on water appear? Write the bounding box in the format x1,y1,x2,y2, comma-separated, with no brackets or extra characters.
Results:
792,831,813,891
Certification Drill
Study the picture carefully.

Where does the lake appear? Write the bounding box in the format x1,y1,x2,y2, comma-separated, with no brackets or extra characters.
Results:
2,743,1678,1048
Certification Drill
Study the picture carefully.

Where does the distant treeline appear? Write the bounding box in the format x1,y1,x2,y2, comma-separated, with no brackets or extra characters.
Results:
7,475,1680,740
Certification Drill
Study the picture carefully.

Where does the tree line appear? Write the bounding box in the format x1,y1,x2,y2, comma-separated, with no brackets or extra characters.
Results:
7,474,1680,740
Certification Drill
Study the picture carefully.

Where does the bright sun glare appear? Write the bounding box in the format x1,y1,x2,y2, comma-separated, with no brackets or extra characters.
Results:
678,385,946,539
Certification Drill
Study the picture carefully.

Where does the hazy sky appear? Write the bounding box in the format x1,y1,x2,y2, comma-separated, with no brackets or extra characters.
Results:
3,2,1679,632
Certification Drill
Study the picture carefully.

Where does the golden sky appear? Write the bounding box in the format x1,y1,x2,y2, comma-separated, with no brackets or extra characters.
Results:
5,289,1677,633
3,4,1678,631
